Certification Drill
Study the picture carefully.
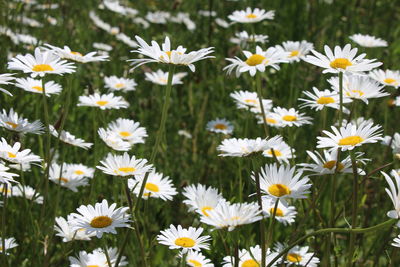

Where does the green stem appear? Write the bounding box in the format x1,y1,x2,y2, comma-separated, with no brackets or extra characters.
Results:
2,184,8,267
266,199,279,249
256,73,269,137
114,229,130,267
180,252,187,267
338,72,344,128
347,150,359,266
102,243,112,267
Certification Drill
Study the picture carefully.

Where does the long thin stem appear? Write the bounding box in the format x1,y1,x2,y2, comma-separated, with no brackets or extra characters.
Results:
103,243,112,267
2,184,8,267
338,72,344,128
180,252,187,267
256,73,269,137
266,199,279,249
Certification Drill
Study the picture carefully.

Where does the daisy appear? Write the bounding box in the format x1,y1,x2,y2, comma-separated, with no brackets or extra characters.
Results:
104,76,137,92
299,150,368,175
13,185,43,204
382,133,400,154
71,199,130,238
328,74,388,104
97,152,152,177
54,215,94,242
182,184,226,217
299,87,351,112
0,237,18,255
230,90,259,110
224,46,289,77
256,114,283,128
337,116,374,128
93,42,113,52
262,197,297,225
228,8,275,24
0,73,14,96
128,171,177,201
49,125,93,150
0,163,19,184
252,163,311,199
14,77,62,96
250,99,273,114
7,47,76,77
230,31,269,47
273,243,320,266
65,163,95,179
382,170,400,226
217,137,269,157
45,44,109,63
200,201,263,231
49,163,89,192
145,11,170,24
98,128,132,151
69,247,128,267
369,69,400,88
269,107,313,127
262,135,295,163
106,118,148,145
183,251,214,267
304,44,382,74
349,34,388,48
157,224,211,253
222,245,278,267
391,235,400,247
129,36,214,72
206,118,234,135
0,108,44,134
277,40,314,62
145,69,187,85
0,138,41,164
317,121,382,151
78,93,129,110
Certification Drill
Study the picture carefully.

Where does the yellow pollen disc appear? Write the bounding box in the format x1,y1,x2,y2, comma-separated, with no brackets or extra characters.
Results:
338,135,364,146
1,187,11,194
70,51,83,57
96,100,108,106
384,78,396,84
118,167,136,173
269,207,284,217
166,51,172,58
5,122,18,129
74,170,84,175
346,90,364,97
115,83,125,88
201,206,213,216
323,160,344,171
266,149,282,157
242,259,259,267
174,237,196,248
32,86,44,92
245,54,266,66
317,96,335,104
388,99,395,106
188,259,202,267
268,184,291,197
60,177,69,183
143,192,151,197
231,216,241,221
89,216,112,228
119,131,131,137
282,115,297,122
32,64,54,72
246,13,257,19
266,118,277,124
145,182,159,192
214,123,228,130
287,253,302,263
7,152,16,158
330,58,352,69
245,99,258,104
289,50,299,57
87,265,100,267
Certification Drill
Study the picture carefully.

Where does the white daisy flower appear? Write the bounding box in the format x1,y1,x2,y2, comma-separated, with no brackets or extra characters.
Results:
262,135,295,163
328,74,388,104
69,247,128,267
230,90,259,110
0,73,15,96
7,47,76,77
299,87,351,112
49,125,93,150
349,34,388,48
215,18,229,28
78,93,129,110
262,197,297,225
0,108,44,134
273,242,320,266
97,152,152,177
157,224,211,253
222,245,278,267
182,184,226,217
54,215,94,242
104,76,137,92
198,10,217,17
369,69,400,88
218,137,269,157
252,163,311,199
183,251,214,267
129,36,214,72
45,44,109,63
145,11,171,24
206,118,234,135
269,107,313,127
65,163,95,179
382,170,400,226
14,77,62,96
277,40,314,62
337,117,374,128
317,121,382,151
93,42,113,52
304,44,382,74
0,138,41,164
13,185,43,204
98,128,132,151
49,163,89,192
145,69,187,85
256,114,284,128
71,199,130,238
391,235,400,247
200,201,263,231
0,163,19,184
250,99,273,114
106,118,148,145
228,8,275,24
0,237,18,255
382,133,400,154
230,31,269,47
128,171,177,201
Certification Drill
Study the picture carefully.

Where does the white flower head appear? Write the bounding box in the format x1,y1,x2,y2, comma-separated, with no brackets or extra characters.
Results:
349,34,388,48
228,8,275,24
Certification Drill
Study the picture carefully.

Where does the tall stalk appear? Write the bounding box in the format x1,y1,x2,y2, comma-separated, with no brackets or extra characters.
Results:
256,73,269,137
266,199,279,249
347,150,359,266
1,184,8,267
338,72,344,128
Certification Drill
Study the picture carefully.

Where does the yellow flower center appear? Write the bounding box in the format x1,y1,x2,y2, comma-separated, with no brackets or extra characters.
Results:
70,51,83,57
246,13,257,19
32,86,43,92
346,90,364,97
323,160,344,171
188,259,202,267
338,135,364,146
32,64,54,72
174,237,196,248
330,58,352,69
7,152,16,158
287,253,302,263
268,184,291,197
74,170,84,175
266,149,282,157
145,182,159,192
242,259,259,267
115,83,125,88
266,118,277,124
282,115,297,122
89,216,113,228
118,167,136,173
317,96,335,104
60,177,69,183
96,101,108,106
87,265,100,267
6,122,18,129
119,131,131,137
245,54,266,66
384,78,396,84
289,50,299,57
201,206,213,216
214,123,228,130
269,207,284,217
245,99,258,104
